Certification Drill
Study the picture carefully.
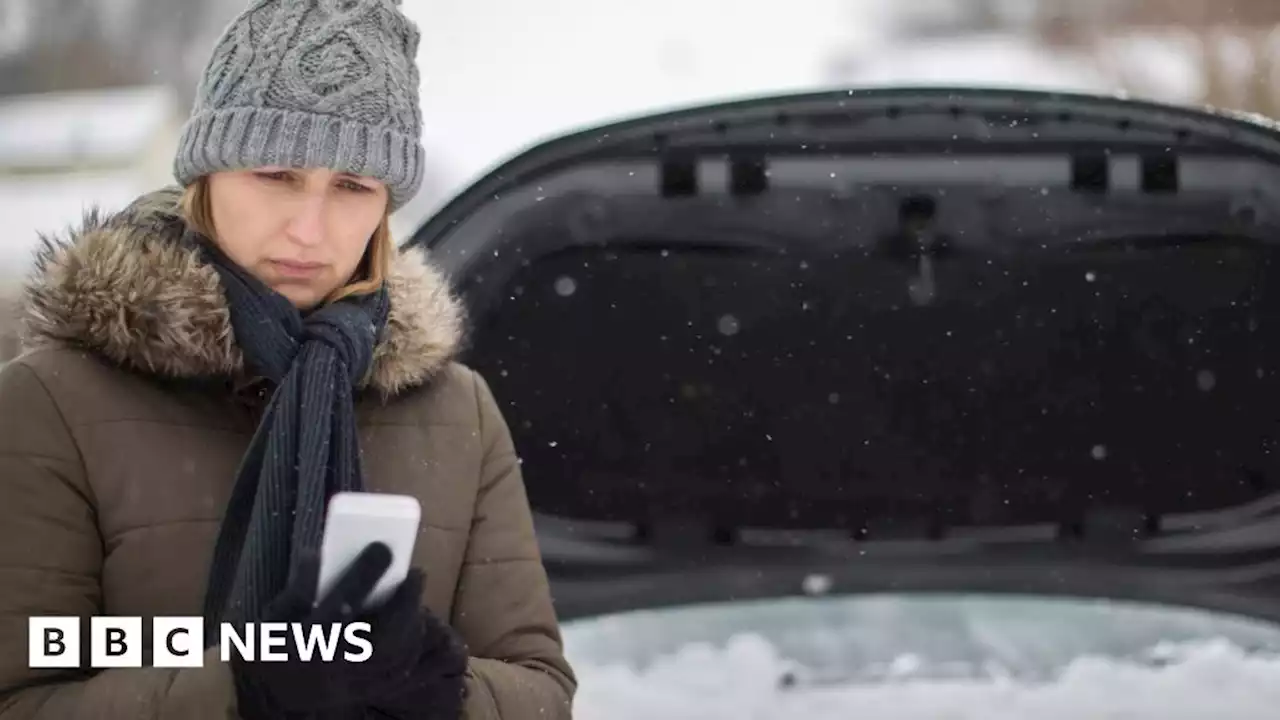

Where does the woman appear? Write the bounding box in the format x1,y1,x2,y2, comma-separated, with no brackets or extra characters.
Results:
0,1,575,718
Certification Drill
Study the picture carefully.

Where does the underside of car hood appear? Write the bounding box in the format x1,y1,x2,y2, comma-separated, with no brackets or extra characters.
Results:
408,87,1280,623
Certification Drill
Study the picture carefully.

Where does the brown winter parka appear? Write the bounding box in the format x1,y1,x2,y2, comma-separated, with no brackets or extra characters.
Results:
0,187,576,719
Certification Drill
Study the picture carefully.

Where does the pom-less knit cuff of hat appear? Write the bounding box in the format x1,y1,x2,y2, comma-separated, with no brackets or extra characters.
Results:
174,106,425,212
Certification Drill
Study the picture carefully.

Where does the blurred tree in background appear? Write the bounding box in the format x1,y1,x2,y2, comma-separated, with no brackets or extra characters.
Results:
0,0,243,105
854,0,1280,118
1033,0,1280,116
0,0,129,94
4,0,1280,117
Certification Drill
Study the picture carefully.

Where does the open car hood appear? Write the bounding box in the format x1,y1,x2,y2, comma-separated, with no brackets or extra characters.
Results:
407,87,1280,625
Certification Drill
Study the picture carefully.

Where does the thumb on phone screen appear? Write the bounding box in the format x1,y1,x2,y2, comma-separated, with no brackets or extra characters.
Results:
306,542,392,622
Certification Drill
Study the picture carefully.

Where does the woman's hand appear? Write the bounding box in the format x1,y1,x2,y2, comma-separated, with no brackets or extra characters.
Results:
229,543,466,719
364,595,469,720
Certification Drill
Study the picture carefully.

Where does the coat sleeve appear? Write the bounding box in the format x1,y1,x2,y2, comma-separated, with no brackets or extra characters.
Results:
0,360,239,719
454,369,577,720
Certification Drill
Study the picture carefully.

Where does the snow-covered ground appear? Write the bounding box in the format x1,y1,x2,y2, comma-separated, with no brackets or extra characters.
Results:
846,33,1116,92
0,86,176,172
570,636,1280,719
0,172,144,288
561,594,1280,719
394,2,1208,232
393,0,895,233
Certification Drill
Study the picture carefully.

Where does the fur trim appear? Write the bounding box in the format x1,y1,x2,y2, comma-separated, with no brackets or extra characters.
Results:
20,187,464,397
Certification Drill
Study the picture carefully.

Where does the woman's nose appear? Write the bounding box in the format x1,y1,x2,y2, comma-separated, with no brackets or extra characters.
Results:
283,195,327,247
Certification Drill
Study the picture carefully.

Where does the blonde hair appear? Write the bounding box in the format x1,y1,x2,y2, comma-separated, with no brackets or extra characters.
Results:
179,176,392,303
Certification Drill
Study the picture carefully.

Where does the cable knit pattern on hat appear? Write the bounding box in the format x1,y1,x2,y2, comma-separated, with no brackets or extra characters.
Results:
174,0,425,210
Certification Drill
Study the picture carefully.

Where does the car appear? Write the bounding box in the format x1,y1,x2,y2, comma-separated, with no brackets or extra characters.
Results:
406,86,1280,716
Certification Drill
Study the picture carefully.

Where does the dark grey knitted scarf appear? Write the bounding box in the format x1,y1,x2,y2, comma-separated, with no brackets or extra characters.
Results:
198,235,391,638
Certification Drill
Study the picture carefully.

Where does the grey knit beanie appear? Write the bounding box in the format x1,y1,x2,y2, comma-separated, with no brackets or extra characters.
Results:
174,0,425,211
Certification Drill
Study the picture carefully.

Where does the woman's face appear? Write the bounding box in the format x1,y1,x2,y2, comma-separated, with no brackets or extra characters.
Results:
207,167,388,309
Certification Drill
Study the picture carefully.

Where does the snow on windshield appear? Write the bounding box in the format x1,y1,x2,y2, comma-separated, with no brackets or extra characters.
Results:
571,635,1280,719
562,595,1280,719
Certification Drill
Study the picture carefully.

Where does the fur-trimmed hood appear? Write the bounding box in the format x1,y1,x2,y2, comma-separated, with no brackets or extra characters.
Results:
20,187,464,397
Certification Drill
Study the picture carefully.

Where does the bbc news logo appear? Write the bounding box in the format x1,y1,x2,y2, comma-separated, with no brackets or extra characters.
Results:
29,617,372,668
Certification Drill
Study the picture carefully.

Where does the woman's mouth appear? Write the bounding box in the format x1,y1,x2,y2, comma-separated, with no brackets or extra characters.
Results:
268,259,326,278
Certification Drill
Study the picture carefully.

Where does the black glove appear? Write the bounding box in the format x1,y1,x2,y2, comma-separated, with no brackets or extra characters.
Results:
231,542,465,719
364,593,469,720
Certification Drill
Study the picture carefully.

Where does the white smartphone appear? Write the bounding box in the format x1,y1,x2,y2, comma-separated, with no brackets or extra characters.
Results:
316,491,422,610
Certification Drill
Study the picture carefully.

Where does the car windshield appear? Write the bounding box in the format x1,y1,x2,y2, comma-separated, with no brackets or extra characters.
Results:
562,594,1280,719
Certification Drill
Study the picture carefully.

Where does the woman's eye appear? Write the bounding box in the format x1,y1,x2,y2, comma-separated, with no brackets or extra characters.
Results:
340,180,372,193
255,171,290,182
